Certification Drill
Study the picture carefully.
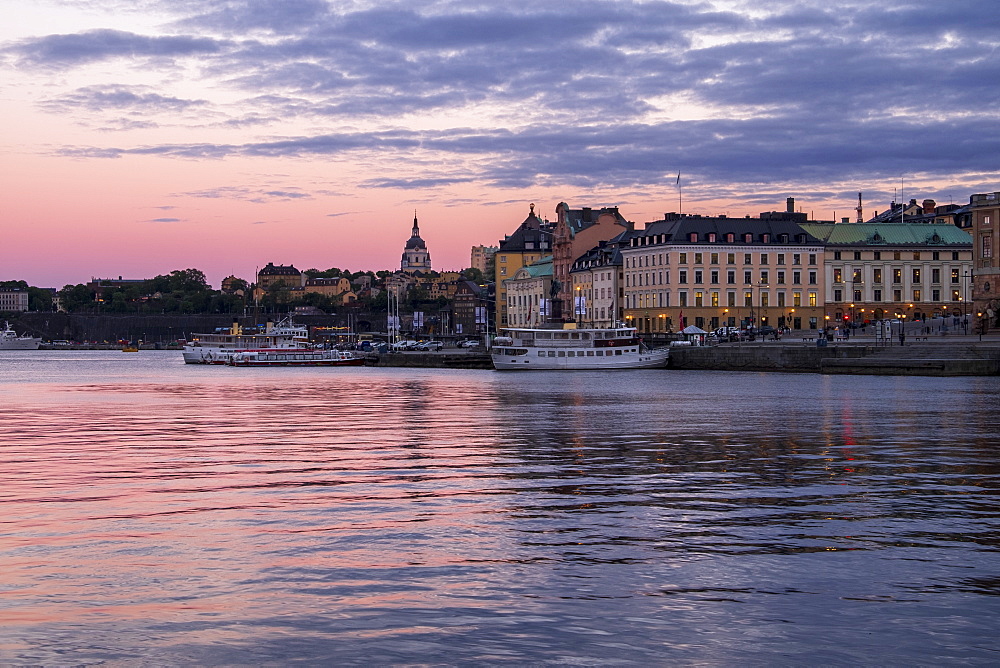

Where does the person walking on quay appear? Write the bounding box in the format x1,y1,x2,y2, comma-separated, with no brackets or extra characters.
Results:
899,330,906,346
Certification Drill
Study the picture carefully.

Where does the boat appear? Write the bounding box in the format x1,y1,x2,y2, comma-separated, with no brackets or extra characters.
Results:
182,318,310,364
227,349,365,367
0,322,42,350
491,324,669,370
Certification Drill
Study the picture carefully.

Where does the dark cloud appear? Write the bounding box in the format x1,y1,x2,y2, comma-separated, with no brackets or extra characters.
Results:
40,85,208,118
11,0,1000,201
5,29,224,69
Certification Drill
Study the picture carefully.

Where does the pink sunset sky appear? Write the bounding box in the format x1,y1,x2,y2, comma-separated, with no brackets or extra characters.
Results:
3,0,998,289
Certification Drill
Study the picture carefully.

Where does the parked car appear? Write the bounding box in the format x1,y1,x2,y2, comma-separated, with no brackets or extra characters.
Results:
458,339,481,348
392,340,418,351
415,340,444,351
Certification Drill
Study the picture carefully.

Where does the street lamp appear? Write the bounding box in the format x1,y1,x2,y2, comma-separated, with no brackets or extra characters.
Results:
977,311,984,341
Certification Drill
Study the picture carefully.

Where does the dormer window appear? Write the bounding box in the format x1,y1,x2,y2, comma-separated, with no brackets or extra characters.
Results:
708,233,717,243
744,233,752,243
762,233,770,243
726,233,735,243
689,232,698,242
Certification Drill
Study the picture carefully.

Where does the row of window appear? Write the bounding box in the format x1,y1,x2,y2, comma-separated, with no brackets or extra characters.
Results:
625,252,818,268
832,267,967,285
833,251,963,261
625,269,819,287
626,291,820,308
832,289,964,303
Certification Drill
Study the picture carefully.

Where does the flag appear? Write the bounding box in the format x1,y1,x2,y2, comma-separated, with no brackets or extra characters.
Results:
676,171,681,185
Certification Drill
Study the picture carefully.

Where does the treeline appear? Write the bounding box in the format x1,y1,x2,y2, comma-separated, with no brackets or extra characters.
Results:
3,266,488,315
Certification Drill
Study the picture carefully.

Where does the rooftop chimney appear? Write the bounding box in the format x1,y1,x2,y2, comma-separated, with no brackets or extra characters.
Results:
922,199,936,214
786,197,795,213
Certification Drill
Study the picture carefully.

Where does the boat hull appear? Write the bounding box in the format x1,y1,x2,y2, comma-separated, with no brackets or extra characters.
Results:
0,339,42,350
492,348,668,370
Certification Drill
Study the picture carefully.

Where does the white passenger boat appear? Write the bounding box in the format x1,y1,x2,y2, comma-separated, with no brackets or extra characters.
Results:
227,349,365,367
182,318,310,364
0,322,42,350
491,325,669,370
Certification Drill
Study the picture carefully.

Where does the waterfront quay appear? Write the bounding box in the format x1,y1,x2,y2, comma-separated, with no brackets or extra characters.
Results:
367,331,1000,376
668,331,1000,376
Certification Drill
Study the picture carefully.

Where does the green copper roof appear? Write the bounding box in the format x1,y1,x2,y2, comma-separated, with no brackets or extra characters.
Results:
799,222,971,246
523,255,553,278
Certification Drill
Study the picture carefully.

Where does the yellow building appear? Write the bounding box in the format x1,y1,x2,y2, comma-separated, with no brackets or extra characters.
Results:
494,204,553,328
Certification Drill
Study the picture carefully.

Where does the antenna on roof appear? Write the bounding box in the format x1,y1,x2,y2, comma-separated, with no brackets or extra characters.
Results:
856,192,863,223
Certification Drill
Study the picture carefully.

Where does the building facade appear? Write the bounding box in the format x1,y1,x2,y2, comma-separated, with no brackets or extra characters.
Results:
969,192,1000,331
470,245,498,274
0,289,29,312
801,222,973,326
551,203,631,318
621,214,826,333
495,204,553,328
503,256,553,328
569,240,623,328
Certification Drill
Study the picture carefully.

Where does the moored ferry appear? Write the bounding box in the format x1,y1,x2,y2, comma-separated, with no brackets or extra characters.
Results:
491,324,669,370
182,318,310,364
227,349,365,367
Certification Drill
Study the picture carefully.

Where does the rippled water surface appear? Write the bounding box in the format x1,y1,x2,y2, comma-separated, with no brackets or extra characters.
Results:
2,350,999,665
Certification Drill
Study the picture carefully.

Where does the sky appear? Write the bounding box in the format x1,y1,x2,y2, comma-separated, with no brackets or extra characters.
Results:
2,0,999,289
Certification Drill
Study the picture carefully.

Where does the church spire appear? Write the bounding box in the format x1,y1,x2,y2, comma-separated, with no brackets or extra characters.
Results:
412,210,419,237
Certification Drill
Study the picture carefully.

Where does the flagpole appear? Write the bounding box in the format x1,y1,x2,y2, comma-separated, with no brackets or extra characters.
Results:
676,171,682,214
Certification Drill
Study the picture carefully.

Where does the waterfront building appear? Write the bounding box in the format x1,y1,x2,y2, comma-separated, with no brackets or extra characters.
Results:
621,203,825,333
256,263,304,290
0,289,29,312
254,263,304,303
401,213,432,274
503,256,553,328
968,192,1000,331
470,245,498,274
552,203,632,320
495,204,553,328
569,240,624,328
453,280,490,337
304,277,357,304
801,221,973,326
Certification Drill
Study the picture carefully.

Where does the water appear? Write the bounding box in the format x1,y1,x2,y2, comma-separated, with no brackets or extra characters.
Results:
2,350,999,665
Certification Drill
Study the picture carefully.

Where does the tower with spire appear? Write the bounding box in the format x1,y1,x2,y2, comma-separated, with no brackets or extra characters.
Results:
400,211,432,274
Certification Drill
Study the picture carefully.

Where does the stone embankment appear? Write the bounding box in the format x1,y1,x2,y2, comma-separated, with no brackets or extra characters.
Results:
365,352,492,369
669,340,1000,376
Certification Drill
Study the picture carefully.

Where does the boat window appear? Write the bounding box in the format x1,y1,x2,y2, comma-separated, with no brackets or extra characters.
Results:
568,351,575,357
557,351,566,357
554,332,569,339
581,333,591,340
547,351,556,357
586,351,594,356
538,351,546,357
536,332,552,339
615,350,623,355
571,333,580,339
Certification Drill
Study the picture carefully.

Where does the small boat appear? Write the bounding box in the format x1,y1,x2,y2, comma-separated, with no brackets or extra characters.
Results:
122,346,140,352
227,349,365,367
0,322,42,350
491,324,669,370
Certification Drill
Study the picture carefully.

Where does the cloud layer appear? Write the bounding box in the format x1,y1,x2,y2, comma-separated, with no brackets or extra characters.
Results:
5,0,1000,205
